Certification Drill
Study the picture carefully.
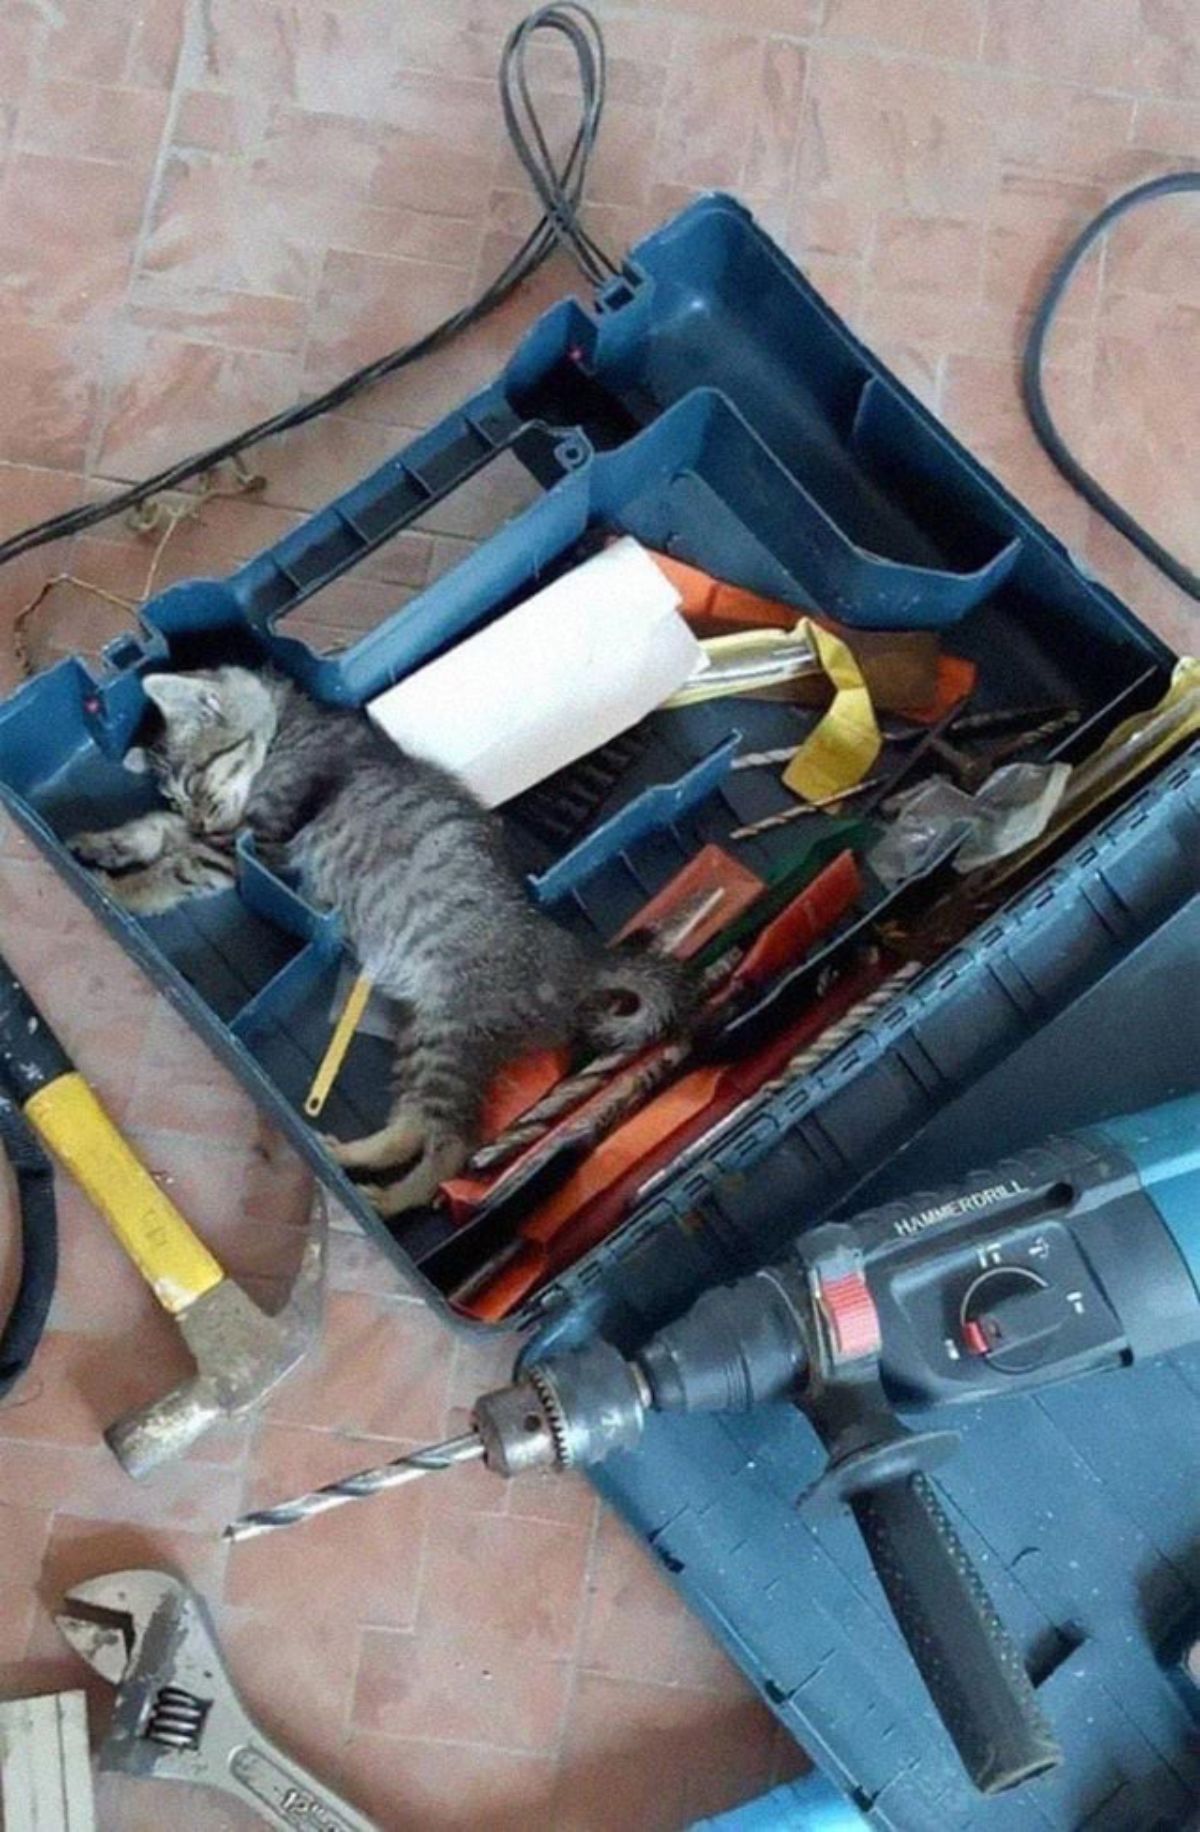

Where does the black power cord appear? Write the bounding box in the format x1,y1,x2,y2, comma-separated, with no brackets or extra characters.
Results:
1022,170,1200,603
0,1096,57,1402
0,3,617,572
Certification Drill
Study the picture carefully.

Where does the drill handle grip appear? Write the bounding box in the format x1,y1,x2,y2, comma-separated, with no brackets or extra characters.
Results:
851,1470,1060,1794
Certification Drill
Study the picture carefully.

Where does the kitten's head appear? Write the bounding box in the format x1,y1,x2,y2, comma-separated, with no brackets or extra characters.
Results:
140,666,277,834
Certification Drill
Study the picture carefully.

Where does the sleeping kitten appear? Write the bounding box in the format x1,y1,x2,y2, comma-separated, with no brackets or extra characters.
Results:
70,666,691,1215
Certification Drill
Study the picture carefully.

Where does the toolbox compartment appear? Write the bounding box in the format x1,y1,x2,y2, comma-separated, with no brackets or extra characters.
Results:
0,193,1180,1315
0,191,1196,1826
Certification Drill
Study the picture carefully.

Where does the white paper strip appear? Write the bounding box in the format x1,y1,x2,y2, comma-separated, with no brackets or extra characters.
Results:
367,537,700,807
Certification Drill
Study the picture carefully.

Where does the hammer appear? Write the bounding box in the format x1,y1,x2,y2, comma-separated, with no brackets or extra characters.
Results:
0,951,326,1477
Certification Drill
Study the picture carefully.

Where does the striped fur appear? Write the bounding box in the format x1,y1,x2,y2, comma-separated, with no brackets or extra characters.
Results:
69,667,691,1214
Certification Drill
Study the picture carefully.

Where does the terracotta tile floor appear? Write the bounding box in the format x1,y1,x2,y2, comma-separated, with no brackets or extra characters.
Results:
0,2,1196,1826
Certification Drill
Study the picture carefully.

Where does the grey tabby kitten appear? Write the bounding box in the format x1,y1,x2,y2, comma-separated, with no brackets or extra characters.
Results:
70,666,690,1215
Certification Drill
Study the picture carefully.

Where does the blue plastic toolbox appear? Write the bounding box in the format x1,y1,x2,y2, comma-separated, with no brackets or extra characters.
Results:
0,194,1196,1824
573,753,1200,1830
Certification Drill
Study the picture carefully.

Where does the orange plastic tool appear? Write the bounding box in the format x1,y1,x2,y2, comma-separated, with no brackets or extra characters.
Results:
443,851,864,1291
650,550,975,723
615,845,764,959
460,958,887,1320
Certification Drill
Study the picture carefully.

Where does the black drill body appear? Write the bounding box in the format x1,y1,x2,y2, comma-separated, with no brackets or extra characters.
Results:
471,1098,1200,1798
636,1119,1200,1423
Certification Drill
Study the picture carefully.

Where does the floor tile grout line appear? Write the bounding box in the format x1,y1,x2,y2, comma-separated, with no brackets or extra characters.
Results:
4,144,172,177
332,1722,574,1764
4,8,53,186
733,37,772,199
80,0,201,491
335,1652,760,1759
804,26,1182,104
783,22,817,230
548,1486,605,1771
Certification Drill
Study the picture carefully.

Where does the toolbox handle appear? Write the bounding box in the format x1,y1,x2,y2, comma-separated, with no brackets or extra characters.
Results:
137,392,593,708
852,1471,1061,1793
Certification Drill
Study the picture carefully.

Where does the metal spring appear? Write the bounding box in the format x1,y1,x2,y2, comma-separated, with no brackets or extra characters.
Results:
145,1685,209,1750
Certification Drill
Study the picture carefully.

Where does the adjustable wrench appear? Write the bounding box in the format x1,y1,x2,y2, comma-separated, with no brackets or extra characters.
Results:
56,1568,377,1831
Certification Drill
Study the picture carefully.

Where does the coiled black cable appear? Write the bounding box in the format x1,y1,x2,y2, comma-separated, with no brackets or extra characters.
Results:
1022,170,1200,603
0,1095,57,1402
0,3,617,571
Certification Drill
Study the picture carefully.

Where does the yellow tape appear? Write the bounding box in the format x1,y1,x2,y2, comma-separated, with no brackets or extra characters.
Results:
24,1074,224,1314
782,620,882,802
1056,655,1200,823
304,971,373,1118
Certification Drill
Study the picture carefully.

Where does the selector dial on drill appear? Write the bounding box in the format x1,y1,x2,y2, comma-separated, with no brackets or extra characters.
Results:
959,1265,1066,1374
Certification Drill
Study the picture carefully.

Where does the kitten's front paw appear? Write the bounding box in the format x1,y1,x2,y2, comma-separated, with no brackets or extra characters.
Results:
69,829,129,869
88,868,126,905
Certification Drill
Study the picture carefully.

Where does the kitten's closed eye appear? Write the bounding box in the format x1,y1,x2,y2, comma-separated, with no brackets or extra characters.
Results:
184,737,259,833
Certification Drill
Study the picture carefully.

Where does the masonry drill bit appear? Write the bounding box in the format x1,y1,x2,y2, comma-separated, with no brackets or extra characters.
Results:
467,1048,632,1174
728,775,884,840
634,960,922,1202
731,744,799,770
467,936,737,1176
753,959,922,1099
224,1431,484,1543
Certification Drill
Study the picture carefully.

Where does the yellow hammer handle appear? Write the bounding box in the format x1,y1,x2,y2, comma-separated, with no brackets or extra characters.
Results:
305,972,373,1118
24,1073,224,1315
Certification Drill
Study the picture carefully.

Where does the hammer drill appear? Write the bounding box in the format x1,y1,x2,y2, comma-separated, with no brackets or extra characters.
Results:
229,1094,1200,1796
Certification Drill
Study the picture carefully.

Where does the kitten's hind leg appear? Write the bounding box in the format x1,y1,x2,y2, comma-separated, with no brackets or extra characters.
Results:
322,1015,482,1214
358,1132,469,1218
69,810,191,869
322,1106,425,1171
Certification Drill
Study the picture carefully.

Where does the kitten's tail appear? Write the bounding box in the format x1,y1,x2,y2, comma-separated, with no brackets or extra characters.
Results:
579,944,698,1054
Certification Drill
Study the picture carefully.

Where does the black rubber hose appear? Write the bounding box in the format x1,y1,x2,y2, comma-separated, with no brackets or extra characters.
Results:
0,1095,57,1402
0,4,618,571
1022,171,1200,602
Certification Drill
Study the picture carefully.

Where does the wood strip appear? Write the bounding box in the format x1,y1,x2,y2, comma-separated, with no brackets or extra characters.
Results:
0,1691,96,1832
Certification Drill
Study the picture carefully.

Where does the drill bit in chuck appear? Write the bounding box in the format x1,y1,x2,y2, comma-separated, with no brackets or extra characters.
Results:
224,1431,484,1543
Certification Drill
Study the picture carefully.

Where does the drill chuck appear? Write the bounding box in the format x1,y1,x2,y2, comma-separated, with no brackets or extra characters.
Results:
473,1340,648,1476
473,1266,814,1480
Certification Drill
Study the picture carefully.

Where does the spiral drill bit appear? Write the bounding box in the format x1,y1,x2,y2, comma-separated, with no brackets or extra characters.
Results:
635,960,922,1202
223,1431,484,1543
467,1047,633,1174
754,959,921,1099
467,922,735,1176
728,775,884,840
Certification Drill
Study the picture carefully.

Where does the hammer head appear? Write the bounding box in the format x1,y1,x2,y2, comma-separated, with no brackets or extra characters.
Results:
105,1194,327,1478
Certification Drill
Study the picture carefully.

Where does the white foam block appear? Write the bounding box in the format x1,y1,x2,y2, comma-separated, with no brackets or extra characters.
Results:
367,537,701,807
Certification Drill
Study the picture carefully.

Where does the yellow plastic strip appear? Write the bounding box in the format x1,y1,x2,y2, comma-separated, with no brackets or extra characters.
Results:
304,971,374,1119
782,620,882,802
980,656,1200,887
24,1074,224,1314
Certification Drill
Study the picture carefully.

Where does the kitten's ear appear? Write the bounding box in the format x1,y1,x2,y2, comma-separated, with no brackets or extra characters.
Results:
143,674,223,730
